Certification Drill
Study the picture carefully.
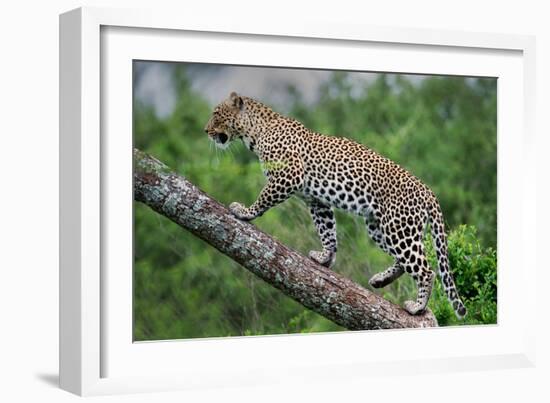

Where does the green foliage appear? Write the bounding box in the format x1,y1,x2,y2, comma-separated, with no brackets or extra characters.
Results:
133,65,497,340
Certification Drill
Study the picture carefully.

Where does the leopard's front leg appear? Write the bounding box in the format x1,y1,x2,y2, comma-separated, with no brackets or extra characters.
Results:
229,154,304,221
228,201,258,221
307,201,337,268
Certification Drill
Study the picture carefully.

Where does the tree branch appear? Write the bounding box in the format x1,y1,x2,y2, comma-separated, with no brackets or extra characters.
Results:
133,148,438,330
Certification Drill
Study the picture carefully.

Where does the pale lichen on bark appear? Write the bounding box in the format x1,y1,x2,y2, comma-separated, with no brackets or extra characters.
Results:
133,148,438,331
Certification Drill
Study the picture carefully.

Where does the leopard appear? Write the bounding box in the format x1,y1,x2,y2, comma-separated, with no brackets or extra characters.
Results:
204,91,467,318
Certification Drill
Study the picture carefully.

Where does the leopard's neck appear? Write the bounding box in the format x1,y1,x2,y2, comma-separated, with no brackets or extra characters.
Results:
236,97,281,152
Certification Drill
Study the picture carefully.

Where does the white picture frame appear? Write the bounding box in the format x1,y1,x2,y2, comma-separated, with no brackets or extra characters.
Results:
59,6,537,396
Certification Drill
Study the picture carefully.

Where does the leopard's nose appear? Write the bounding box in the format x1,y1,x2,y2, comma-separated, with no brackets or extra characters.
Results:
204,128,209,134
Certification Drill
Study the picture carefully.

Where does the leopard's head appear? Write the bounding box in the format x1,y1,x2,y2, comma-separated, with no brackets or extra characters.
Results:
204,92,245,149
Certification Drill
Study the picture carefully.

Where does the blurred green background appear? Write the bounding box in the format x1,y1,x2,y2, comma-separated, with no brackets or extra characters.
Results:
133,62,497,341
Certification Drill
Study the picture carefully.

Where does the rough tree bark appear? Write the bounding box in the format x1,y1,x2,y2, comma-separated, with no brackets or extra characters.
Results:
133,148,438,330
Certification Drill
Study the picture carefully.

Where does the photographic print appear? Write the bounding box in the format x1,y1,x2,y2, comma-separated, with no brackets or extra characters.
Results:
133,61,497,341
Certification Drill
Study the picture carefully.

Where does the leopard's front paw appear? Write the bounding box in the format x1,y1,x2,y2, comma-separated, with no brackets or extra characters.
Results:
308,250,336,268
403,300,425,315
229,202,255,221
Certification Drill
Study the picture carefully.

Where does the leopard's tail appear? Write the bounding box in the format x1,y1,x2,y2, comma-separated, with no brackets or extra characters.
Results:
428,200,467,319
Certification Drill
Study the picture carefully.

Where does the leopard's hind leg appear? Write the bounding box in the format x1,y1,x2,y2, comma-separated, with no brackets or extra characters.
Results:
399,241,435,315
366,218,405,288
369,214,435,315
368,263,405,288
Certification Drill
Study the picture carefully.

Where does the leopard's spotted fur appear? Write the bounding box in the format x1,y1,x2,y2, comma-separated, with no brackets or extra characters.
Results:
205,92,466,318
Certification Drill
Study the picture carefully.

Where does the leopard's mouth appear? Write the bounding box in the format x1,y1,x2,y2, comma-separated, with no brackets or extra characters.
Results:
209,132,230,149
215,133,228,145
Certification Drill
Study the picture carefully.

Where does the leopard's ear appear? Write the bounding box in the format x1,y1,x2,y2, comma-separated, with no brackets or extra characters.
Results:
228,91,244,111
